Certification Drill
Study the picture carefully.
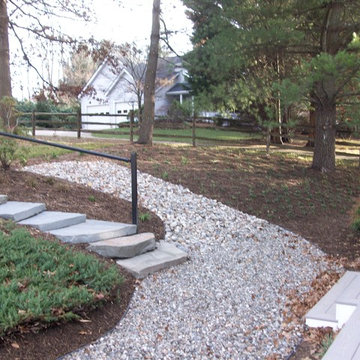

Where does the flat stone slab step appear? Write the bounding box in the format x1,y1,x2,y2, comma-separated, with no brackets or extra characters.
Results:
0,195,7,205
117,241,188,279
323,306,360,360
305,271,360,329
49,220,137,244
0,201,46,222
19,211,86,231
87,232,156,258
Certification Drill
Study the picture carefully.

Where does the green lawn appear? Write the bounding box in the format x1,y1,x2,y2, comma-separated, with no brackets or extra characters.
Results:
0,221,123,335
91,126,262,143
16,140,119,163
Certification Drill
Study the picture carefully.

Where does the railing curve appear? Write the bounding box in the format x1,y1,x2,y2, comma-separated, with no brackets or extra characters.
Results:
0,131,138,227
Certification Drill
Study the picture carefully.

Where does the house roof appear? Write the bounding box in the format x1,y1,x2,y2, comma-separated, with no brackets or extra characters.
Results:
105,69,128,97
81,56,189,98
167,83,191,95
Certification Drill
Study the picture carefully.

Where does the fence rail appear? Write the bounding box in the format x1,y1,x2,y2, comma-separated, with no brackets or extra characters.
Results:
0,130,138,226
15,111,359,147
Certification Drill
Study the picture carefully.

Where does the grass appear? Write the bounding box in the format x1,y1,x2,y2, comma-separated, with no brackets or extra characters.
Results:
16,140,118,162
139,212,151,222
315,333,334,358
92,126,262,143
0,220,123,336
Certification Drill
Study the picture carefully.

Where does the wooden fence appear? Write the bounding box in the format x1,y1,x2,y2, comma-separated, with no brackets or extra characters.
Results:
17,111,359,149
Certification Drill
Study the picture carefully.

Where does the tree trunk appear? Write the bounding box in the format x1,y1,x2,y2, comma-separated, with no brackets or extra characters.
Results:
311,1,343,171
137,0,160,145
137,94,142,124
0,0,11,98
306,101,316,147
312,100,336,172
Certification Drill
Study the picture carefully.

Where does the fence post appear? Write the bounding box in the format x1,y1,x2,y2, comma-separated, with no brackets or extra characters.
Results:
130,152,138,228
31,110,36,136
77,109,81,139
130,111,134,143
192,114,196,147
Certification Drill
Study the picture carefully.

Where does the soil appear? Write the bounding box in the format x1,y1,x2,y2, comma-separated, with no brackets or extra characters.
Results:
0,138,359,359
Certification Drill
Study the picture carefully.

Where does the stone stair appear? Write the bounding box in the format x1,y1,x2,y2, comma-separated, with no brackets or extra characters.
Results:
117,241,189,279
87,232,156,258
0,195,187,278
305,271,360,359
0,201,46,221
19,211,86,231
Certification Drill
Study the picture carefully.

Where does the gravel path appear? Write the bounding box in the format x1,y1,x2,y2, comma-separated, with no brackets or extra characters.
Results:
25,160,336,359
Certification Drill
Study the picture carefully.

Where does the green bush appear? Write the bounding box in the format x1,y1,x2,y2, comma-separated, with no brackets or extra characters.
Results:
0,139,17,170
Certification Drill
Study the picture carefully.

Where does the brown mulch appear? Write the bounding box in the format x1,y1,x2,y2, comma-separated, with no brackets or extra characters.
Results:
0,166,165,360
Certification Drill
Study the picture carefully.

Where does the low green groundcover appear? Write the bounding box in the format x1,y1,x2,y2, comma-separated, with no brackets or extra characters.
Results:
0,222,123,335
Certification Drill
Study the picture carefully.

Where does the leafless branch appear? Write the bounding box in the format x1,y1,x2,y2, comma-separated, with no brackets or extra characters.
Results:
9,22,58,91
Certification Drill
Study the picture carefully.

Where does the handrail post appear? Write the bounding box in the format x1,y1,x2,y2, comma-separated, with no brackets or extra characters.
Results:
130,152,138,228
32,110,36,136
130,110,134,143
77,109,81,139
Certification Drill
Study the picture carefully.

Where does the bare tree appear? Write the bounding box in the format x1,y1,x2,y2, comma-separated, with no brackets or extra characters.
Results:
137,0,161,145
0,0,93,99
119,43,147,123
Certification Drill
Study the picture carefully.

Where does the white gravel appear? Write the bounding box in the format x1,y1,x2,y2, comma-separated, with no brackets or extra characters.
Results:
25,160,337,359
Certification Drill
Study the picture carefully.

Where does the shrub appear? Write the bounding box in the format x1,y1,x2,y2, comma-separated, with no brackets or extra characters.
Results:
0,139,17,170
0,96,18,131
0,97,20,170
167,100,192,123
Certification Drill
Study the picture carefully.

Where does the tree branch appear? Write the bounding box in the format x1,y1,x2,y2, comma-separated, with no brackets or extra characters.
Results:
9,22,58,91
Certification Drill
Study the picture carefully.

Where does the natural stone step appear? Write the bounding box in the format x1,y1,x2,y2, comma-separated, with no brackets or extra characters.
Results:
322,306,360,360
49,219,137,244
305,271,360,329
0,201,46,222
87,232,156,258
19,211,86,231
0,195,7,205
117,241,188,279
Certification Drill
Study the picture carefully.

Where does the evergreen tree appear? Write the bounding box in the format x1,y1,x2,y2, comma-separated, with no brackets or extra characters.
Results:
183,0,360,172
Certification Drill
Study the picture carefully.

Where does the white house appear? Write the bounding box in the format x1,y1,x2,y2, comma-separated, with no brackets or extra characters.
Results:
80,57,191,130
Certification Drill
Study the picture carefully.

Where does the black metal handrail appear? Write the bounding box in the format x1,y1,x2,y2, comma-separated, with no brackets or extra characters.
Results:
0,131,138,227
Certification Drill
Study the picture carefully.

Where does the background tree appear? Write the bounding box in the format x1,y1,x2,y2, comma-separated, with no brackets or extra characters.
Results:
57,49,99,105
77,40,147,121
0,0,93,99
183,0,360,172
138,0,161,145
111,43,147,124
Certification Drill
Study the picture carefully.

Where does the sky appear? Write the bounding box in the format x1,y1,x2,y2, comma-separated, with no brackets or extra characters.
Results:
12,0,193,100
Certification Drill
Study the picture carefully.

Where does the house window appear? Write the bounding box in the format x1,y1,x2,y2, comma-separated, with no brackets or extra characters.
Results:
117,110,122,114
124,110,128,113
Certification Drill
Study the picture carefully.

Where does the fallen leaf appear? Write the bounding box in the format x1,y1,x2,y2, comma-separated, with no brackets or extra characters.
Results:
79,330,91,335
11,342,20,349
79,319,92,323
